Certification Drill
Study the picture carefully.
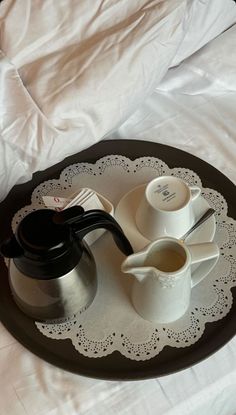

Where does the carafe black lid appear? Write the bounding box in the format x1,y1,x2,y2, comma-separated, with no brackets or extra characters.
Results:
0,205,133,279
17,209,72,259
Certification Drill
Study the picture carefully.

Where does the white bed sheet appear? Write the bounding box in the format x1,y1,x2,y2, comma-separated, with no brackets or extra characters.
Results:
112,24,236,186
1,2,236,415
1,0,236,202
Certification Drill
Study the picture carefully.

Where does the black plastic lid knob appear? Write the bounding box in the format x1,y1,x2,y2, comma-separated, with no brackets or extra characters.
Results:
17,209,72,259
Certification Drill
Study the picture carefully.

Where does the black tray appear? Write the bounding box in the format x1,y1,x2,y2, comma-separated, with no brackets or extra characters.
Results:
0,140,235,380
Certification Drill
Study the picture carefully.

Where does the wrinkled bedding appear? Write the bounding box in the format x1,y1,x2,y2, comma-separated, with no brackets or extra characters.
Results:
113,22,236,185
1,1,236,414
1,0,236,201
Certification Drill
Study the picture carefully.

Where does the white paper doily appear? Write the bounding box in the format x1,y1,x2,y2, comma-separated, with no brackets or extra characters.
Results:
11,155,236,361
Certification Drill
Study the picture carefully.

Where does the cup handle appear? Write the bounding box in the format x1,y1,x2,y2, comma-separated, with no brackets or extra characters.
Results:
190,186,201,201
188,243,219,287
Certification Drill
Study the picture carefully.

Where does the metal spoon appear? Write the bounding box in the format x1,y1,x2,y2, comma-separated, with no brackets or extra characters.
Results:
180,208,215,241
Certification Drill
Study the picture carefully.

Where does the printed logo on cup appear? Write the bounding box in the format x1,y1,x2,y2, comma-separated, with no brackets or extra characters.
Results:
148,179,189,211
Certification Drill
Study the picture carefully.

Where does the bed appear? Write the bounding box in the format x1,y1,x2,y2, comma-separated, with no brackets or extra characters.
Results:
1,1,236,414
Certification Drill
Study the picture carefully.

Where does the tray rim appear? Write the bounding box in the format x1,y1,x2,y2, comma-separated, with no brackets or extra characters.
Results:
0,139,236,381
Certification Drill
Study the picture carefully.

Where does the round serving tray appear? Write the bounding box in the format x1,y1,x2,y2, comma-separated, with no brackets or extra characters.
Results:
0,140,235,380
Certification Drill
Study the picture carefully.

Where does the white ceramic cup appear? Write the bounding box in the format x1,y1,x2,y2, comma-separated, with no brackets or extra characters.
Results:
121,237,219,324
135,176,201,240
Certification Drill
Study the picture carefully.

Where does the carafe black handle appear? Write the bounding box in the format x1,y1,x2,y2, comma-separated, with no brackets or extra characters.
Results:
53,206,133,256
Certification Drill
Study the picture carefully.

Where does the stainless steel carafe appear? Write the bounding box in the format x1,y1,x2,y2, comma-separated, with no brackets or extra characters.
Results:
0,206,133,321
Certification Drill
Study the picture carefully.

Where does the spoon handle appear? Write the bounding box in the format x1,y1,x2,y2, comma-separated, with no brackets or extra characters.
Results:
181,208,215,241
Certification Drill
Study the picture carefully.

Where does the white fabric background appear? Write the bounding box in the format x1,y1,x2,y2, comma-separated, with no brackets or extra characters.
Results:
1,0,236,201
1,1,236,414
112,23,236,186
1,324,236,415
0,0,189,201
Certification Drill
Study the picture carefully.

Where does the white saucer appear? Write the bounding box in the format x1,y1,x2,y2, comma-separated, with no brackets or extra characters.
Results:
115,185,218,282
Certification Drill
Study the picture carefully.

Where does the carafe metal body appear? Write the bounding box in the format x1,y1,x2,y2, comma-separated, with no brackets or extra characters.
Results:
9,244,97,320
1,206,133,321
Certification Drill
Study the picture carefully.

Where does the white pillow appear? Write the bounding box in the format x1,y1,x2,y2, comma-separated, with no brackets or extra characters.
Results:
157,23,236,94
170,0,236,67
